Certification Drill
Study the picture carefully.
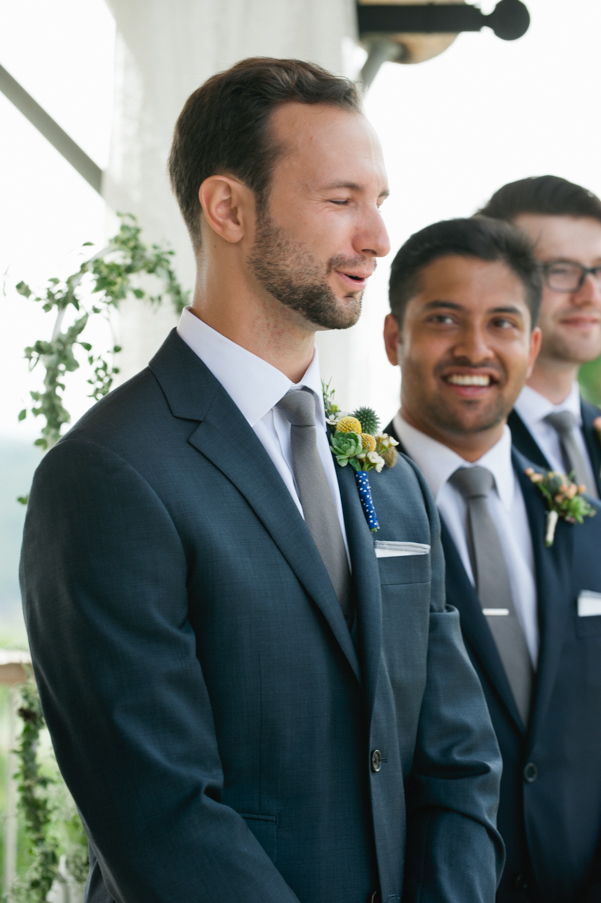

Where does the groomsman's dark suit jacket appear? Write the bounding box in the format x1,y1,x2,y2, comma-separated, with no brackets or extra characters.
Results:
388,421,601,903
508,397,601,498
20,331,503,903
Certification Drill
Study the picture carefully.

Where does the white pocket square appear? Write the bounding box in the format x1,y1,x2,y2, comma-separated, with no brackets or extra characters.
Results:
578,591,601,617
374,540,431,558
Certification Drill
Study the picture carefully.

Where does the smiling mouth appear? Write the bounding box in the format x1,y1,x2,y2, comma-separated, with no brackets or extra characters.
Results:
446,374,492,387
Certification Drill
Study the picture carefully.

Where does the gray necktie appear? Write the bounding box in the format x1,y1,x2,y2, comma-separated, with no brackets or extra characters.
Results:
450,466,533,726
545,410,598,498
277,389,353,623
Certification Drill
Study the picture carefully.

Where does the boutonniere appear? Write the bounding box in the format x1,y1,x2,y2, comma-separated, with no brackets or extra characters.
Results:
525,467,596,547
323,381,398,533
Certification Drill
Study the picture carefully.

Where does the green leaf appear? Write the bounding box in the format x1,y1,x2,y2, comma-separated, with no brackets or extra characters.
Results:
17,494,29,505
18,408,27,421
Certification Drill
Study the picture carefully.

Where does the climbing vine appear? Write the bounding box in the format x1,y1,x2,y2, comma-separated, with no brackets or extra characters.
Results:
16,212,188,457
10,215,188,899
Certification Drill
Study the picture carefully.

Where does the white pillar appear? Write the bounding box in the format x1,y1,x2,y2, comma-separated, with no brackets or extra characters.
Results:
104,0,364,399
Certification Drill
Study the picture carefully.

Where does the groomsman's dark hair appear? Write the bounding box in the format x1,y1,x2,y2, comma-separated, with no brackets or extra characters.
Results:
169,58,363,252
477,175,601,225
389,217,543,328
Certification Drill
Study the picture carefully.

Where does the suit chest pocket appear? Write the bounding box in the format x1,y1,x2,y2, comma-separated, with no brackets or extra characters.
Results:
377,553,431,587
576,591,601,638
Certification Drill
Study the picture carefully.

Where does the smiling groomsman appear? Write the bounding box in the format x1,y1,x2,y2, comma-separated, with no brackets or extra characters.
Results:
384,217,601,903
479,176,601,497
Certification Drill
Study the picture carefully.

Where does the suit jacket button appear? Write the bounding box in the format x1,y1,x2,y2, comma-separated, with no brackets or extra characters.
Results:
371,749,382,773
523,762,538,782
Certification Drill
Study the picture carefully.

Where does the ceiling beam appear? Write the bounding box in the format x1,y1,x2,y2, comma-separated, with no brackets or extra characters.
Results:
0,62,103,194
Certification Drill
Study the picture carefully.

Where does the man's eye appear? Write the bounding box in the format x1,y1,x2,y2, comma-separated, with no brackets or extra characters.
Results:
330,199,349,206
492,318,515,329
429,314,454,325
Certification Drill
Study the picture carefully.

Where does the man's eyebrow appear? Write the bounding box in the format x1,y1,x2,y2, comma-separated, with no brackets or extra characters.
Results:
422,300,525,316
322,181,390,198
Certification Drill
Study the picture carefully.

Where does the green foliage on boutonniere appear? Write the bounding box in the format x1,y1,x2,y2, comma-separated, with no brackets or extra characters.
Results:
322,381,398,474
526,467,596,547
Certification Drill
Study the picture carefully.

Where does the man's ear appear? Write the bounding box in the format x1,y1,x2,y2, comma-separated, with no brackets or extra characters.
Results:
383,313,401,366
198,175,254,244
526,325,542,378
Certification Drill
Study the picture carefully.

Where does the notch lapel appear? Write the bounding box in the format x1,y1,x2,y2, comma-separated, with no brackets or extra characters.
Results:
150,331,361,684
507,409,552,470
335,461,381,708
513,452,573,743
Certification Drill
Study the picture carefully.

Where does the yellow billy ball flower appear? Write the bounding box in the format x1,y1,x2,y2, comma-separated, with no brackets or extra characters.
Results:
361,433,377,453
336,416,362,435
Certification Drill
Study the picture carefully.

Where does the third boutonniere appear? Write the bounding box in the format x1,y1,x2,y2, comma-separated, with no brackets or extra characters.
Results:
525,467,596,547
323,381,398,533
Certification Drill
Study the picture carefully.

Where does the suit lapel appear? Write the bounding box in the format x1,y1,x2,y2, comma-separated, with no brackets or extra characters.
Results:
335,461,381,708
507,408,552,470
581,397,601,496
150,331,361,684
513,452,573,743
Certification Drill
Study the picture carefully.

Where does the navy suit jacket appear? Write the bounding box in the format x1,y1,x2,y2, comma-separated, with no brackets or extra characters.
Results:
388,421,601,903
20,331,503,903
508,397,601,498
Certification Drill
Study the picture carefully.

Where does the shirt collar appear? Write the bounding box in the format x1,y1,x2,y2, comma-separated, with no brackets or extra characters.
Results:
394,412,515,510
514,382,582,427
177,307,325,427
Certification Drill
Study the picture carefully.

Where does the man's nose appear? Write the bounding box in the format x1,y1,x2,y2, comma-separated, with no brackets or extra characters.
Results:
355,209,391,260
573,271,601,305
454,325,491,360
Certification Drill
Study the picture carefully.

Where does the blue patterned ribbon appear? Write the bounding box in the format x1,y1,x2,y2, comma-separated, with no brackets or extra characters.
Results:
355,470,380,532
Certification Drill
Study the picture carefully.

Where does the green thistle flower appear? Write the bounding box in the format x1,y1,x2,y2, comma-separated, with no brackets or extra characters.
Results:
352,406,380,436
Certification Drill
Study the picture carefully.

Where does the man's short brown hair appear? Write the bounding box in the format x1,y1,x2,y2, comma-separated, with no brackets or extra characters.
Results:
168,57,362,252
477,175,601,225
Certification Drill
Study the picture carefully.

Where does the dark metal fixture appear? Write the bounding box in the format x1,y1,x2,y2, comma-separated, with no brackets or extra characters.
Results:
358,0,530,43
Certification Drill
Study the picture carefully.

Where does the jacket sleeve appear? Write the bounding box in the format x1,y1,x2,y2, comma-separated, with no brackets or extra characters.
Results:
20,436,300,903
402,460,505,903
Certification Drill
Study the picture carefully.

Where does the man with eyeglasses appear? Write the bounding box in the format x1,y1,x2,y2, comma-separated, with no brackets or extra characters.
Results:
479,176,601,497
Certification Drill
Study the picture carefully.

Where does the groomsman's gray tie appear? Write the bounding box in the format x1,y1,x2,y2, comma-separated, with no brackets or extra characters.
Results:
276,389,353,622
544,410,598,498
450,466,533,726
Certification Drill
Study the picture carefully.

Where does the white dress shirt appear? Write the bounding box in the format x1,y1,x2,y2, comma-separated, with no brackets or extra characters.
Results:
394,413,539,664
514,383,596,490
177,307,350,560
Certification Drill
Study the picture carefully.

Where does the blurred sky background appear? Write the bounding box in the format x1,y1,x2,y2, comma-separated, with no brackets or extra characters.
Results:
1,0,601,639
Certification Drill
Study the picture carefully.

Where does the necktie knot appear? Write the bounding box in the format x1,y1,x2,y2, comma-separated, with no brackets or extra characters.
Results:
545,410,576,435
276,388,316,428
449,465,494,500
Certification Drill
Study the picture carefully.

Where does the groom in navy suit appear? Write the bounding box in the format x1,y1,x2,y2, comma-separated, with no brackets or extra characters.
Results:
20,60,502,902
384,216,601,903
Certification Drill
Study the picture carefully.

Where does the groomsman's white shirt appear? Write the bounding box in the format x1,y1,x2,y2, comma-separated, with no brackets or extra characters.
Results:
514,383,596,491
177,307,350,560
394,413,538,664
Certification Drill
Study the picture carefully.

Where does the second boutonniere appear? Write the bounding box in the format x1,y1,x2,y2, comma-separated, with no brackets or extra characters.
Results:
525,467,596,547
323,381,398,533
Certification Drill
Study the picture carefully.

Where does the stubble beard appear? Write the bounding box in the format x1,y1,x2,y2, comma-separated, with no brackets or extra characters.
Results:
247,209,363,331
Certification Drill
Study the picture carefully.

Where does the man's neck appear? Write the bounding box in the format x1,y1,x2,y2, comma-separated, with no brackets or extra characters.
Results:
526,359,579,405
400,407,505,463
191,270,316,384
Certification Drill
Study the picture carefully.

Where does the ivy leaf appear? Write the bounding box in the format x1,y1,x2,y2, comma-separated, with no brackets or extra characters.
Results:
18,409,27,421
17,495,29,505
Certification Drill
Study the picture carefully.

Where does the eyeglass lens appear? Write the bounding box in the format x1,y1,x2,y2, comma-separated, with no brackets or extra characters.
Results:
545,262,601,292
